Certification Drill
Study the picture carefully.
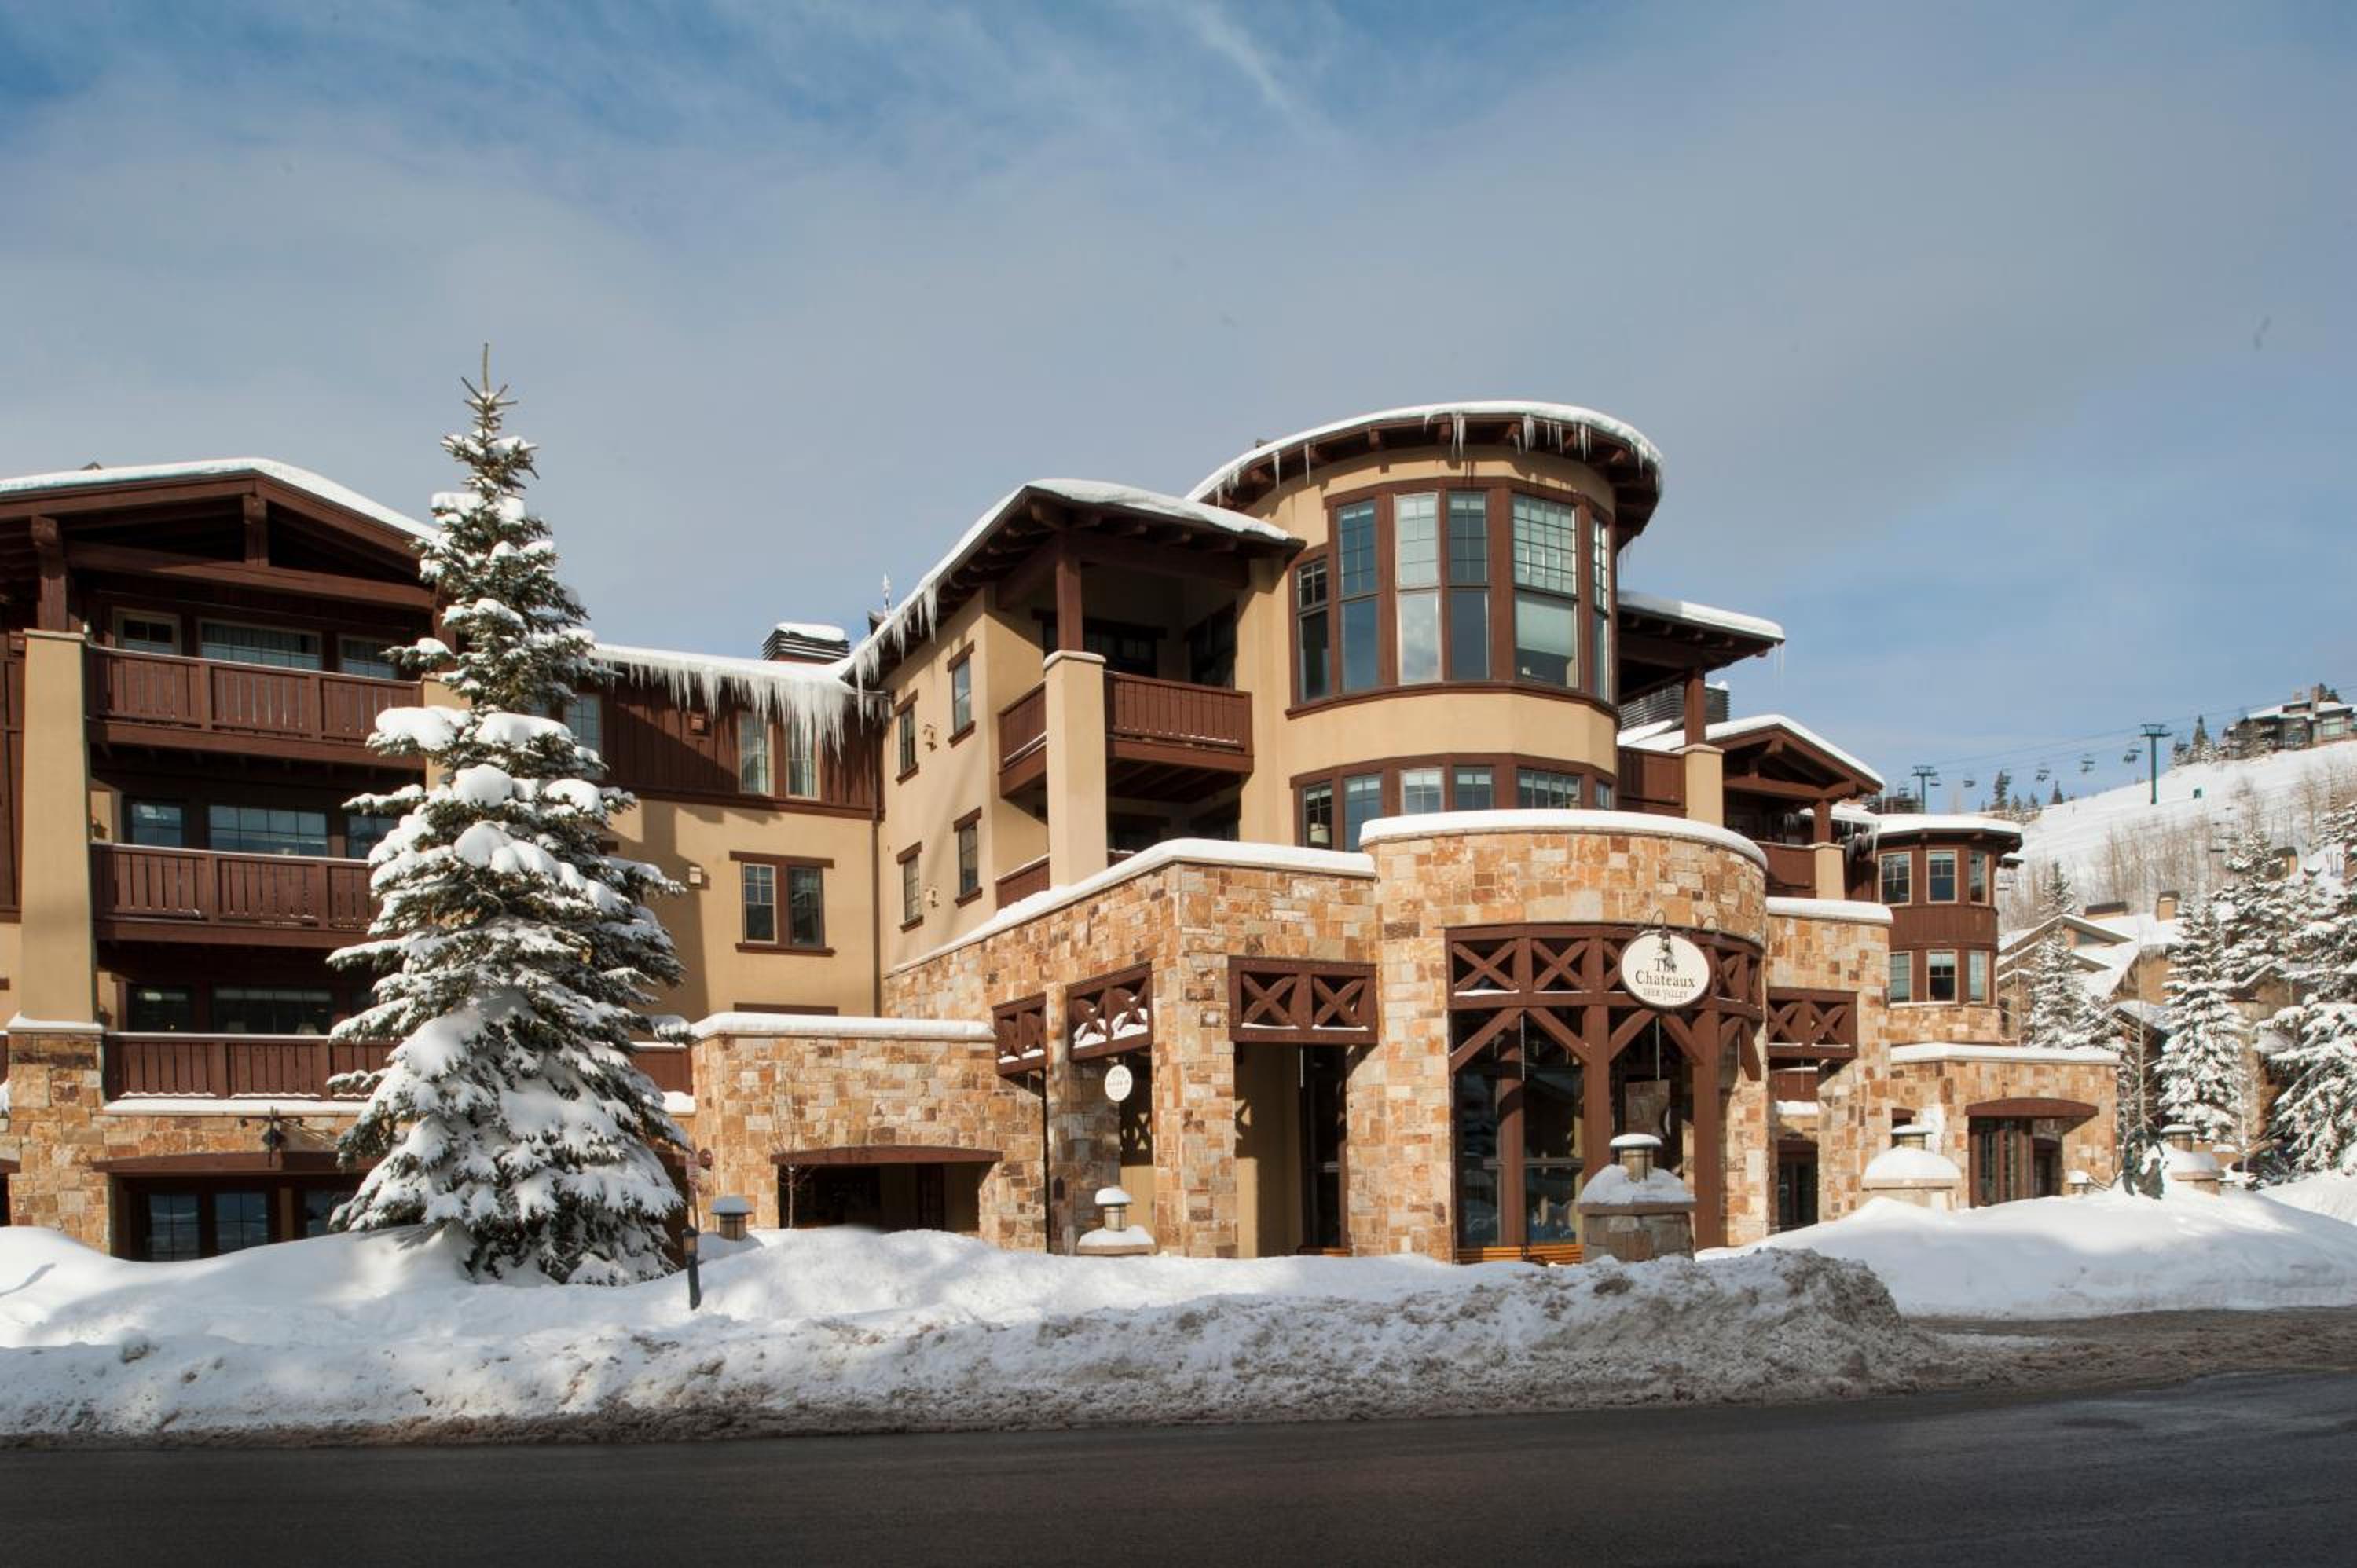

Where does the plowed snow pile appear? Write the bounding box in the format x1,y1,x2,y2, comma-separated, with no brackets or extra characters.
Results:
0,1225,1945,1444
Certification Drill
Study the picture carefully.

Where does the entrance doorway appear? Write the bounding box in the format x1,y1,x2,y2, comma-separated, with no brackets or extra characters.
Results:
1970,1118,2062,1206
776,1149,994,1233
1299,1050,1348,1251
1776,1143,1819,1231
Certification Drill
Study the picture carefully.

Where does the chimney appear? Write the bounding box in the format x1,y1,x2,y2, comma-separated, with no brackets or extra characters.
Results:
2154,889,2180,921
761,621,852,664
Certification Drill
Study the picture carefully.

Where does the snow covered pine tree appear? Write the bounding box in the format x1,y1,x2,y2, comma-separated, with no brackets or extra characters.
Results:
2268,802,2357,1175
2157,900,2248,1148
2025,866,2108,1053
329,361,687,1283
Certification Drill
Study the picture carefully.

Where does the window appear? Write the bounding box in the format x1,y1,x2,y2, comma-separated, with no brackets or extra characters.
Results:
741,862,778,945
1400,767,1444,815
1879,852,1912,904
1593,779,1615,810
126,800,185,847
738,717,774,795
1888,952,1913,1002
126,985,196,1032
1926,951,1959,1002
1295,559,1332,702
200,621,320,671
788,865,826,948
1969,851,1990,903
1302,782,1335,849
785,722,819,799
115,612,178,655
302,1188,346,1238
215,987,334,1035
213,1191,270,1254
337,636,399,681
1188,609,1237,688
1336,501,1380,693
896,704,918,779
207,804,329,857
1081,624,1159,676
563,694,602,757
1510,495,1578,687
955,815,981,902
346,813,398,860
1516,768,1580,809
1452,765,1494,811
1447,493,1490,680
1967,950,1990,1004
1341,774,1382,852
900,846,922,927
145,1193,201,1262
1590,514,1615,703
1927,851,1958,903
1394,493,1441,684
948,654,973,737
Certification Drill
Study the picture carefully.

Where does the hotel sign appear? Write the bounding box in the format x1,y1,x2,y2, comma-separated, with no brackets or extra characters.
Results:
1621,932,1710,1010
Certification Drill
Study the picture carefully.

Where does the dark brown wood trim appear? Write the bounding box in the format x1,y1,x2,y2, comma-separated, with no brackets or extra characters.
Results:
735,943,836,957
729,851,835,869
1965,1097,2098,1122
1067,962,1153,1063
1284,680,1622,724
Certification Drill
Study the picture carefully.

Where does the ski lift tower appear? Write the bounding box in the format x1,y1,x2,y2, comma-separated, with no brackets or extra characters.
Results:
2139,723,2172,805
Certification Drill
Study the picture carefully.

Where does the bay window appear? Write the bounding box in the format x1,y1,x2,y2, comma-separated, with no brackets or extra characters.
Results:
1510,495,1578,687
1927,851,1957,903
1336,501,1380,693
1295,559,1332,702
1302,782,1335,849
1888,951,1913,1002
1447,492,1490,680
1969,850,1989,903
1516,768,1580,809
1590,514,1615,702
1967,950,1990,1004
1452,765,1494,810
1341,773,1382,851
1400,767,1444,815
1926,950,1959,1002
1879,852,1912,904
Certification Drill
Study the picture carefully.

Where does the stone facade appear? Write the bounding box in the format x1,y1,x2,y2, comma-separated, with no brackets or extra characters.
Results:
1763,907,1892,1224
685,1021,1043,1248
1887,1048,2121,1190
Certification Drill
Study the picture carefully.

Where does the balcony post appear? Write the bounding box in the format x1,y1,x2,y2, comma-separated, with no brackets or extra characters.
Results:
1043,649,1109,887
1682,670,1708,745
1678,743,1724,829
1813,789,1846,899
1053,540,1084,652
20,629,97,1023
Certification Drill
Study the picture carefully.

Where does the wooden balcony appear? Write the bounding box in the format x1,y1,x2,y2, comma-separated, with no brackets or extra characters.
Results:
997,672,1252,804
94,844,373,947
1758,841,1819,898
103,1033,390,1101
87,645,421,765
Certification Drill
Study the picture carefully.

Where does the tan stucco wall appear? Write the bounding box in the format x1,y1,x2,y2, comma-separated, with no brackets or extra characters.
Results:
18,631,97,1022
611,796,876,1019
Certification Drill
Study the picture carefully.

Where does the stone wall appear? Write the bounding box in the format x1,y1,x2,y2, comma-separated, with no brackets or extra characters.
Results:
1765,907,1891,1224
2,1028,358,1249
1887,1049,2121,1189
1888,1002,2006,1047
885,847,1381,1257
687,1022,1043,1248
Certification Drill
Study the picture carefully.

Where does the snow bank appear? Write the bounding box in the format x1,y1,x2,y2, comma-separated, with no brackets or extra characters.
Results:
1742,1191,2357,1318
2262,1174,2357,1227
0,1225,1945,1444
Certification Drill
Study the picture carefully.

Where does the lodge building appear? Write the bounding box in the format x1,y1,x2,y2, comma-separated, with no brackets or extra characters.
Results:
0,405,2121,1262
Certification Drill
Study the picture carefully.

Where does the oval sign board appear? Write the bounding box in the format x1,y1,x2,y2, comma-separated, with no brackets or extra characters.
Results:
1104,1063,1136,1104
1621,932,1710,1010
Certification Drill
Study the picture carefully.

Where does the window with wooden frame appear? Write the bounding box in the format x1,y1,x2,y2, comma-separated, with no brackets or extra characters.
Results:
737,715,774,796
1969,850,1990,903
1451,764,1494,811
1335,500,1380,693
1880,852,1912,904
1589,511,1615,703
1398,766,1445,815
200,619,321,672
1926,949,1959,1002
1294,757,1594,845
113,610,179,656
1509,494,1579,688
948,651,974,741
734,853,830,952
1340,773,1382,852
1967,950,1990,1004
895,701,918,780
1301,780,1335,849
1446,491,1490,680
784,720,819,800
954,810,981,904
1888,950,1914,1002
1295,556,1332,702
1393,492,1442,684
337,634,399,681
1926,850,1958,903
1515,768,1582,810
125,798,186,848
899,843,922,929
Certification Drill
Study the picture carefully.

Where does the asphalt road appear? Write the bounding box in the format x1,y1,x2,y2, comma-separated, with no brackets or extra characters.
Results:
5,1372,2351,1566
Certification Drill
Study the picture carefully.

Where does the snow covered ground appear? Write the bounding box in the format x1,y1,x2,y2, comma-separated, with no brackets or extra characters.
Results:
1744,1190,2357,1318
2262,1172,2357,1227
0,1225,1943,1445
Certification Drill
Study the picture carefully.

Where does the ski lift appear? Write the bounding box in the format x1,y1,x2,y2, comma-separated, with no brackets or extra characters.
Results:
1963,775,1978,790
2121,746,2139,764
2079,754,2094,774
2035,764,2051,783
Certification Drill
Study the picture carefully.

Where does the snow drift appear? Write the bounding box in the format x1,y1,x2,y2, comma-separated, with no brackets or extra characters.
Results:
0,1225,1947,1445
1745,1191,2357,1318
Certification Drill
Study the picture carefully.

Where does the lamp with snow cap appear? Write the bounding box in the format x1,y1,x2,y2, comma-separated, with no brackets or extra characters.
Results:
710,1194,752,1243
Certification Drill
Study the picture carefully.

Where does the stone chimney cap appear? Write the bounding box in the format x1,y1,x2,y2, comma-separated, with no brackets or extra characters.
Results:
1609,1133,1663,1151
1094,1185,1132,1207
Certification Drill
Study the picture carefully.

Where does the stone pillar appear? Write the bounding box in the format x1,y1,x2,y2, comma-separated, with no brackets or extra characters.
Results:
1042,650,1109,887
2159,1123,2223,1196
19,630,97,1024
1860,1123,1962,1211
4,1023,111,1244
1679,743,1725,828
1813,842,1846,900
1577,1134,1697,1262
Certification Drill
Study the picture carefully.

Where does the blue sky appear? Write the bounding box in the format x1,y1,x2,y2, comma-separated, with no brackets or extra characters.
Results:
2,1,2351,802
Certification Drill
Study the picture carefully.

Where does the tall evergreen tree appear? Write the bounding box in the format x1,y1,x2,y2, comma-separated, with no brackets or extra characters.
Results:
2216,822,2297,991
2267,801,2357,1174
2024,865,2110,1054
2157,901,2246,1146
331,361,687,1284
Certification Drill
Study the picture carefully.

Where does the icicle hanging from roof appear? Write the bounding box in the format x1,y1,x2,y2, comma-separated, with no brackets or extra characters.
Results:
591,643,865,751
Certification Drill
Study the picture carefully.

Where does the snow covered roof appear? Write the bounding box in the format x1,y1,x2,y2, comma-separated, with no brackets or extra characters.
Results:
1616,591,1784,646
1853,812,2024,844
592,642,863,742
841,478,1295,689
0,458,431,539
1619,712,1879,789
1187,401,1666,512
772,621,849,643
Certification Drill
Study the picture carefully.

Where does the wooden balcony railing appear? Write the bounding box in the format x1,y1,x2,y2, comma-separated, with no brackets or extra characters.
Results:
104,1033,390,1101
636,1046,694,1097
996,681,1048,782
1105,672,1251,756
88,646,416,757
94,844,373,938
1770,1066,1820,1105
1758,841,1818,898
994,855,1051,910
